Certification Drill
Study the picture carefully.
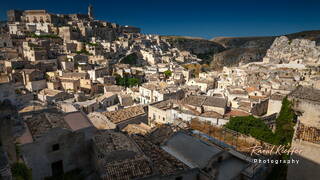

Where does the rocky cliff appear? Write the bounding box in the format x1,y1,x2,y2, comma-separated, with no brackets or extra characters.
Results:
263,36,320,64
209,36,276,69
210,47,267,69
164,31,320,69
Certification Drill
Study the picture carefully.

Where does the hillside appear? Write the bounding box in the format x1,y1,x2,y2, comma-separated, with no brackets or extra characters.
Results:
161,36,225,62
211,30,320,48
210,47,267,69
162,31,320,69
211,36,276,48
209,30,320,69
285,30,320,43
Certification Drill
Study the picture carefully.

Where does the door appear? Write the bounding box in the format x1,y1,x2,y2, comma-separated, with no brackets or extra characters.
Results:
51,160,64,177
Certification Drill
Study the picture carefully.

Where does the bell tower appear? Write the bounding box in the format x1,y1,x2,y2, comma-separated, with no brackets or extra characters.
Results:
88,4,94,20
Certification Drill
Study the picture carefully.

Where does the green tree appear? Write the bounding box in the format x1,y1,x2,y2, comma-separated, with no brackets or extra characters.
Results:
163,70,172,78
274,97,296,145
116,76,127,87
127,78,140,87
120,53,138,65
115,75,141,87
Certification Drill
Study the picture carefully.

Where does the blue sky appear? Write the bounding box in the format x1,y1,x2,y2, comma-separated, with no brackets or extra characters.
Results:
1,0,320,39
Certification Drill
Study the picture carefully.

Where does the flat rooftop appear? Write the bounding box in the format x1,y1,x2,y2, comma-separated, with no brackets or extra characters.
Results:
161,132,223,168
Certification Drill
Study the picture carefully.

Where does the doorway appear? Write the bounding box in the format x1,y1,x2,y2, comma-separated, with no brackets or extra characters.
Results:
51,160,64,177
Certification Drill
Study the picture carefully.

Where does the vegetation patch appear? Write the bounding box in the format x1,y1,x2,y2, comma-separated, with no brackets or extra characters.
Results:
76,49,92,55
120,53,139,65
85,42,98,46
225,115,276,144
225,98,296,146
163,70,172,78
116,75,141,87
11,162,32,180
224,98,296,179
30,33,60,39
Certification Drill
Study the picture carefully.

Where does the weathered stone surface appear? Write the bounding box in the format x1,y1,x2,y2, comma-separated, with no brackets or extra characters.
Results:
263,36,320,64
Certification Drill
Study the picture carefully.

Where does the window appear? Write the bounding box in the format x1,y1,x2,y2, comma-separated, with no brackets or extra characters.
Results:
52,144,60,151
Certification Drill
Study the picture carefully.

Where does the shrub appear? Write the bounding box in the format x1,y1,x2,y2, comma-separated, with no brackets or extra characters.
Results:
224,98,296,146
115,75,141,87
163,70,172,77
120,53,138,65
11,163,32,180
225,115,276,144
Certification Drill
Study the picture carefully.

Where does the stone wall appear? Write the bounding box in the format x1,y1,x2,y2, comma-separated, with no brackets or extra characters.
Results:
290,98,320,128
267,99,282,115
26,79,47,92
20,128,92,180
251,99,269,116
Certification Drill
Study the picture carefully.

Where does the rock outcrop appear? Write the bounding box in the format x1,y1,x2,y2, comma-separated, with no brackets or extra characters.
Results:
209,36,277,69
210,47,266,69
263,36,320,64
164,31,320,69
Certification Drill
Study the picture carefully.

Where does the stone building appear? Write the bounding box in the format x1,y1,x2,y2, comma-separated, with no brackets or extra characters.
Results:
21,69,44,84
23,42,48,61
17,108,96,180
121,25,141,34
287,86,320,180
267,92,285,115
0,34,13,48
101,105,147,130
7,9,23,22
87,67,109,81
181,95,227,115
37,88,73,104
74,99,100,114
91,129,197,180
91,130,153,179
186,78,215,92
58,26,81,42
0,82,17,105
47,80,62,90
148,99,229,127
161,131,268,180
139,82,184,104
61,79,80,92
20,69,47,92
96,93,119,109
